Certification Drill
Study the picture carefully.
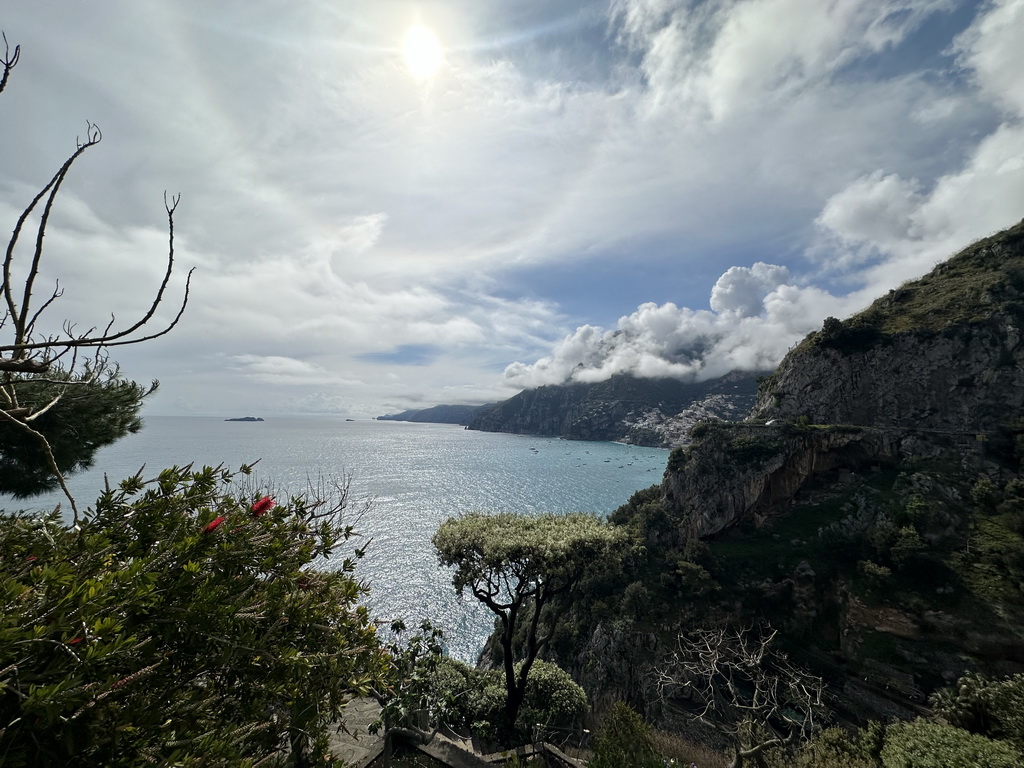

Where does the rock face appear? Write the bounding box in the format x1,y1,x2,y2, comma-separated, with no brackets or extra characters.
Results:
466,371,760,447
661,219,1024,538
754,220,1024,432
663,424,908,539
555,218,1024,731
754,318,1024,433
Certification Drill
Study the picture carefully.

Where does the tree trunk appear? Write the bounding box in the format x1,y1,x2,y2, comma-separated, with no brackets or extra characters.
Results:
505,682,527,743
500,617,520,743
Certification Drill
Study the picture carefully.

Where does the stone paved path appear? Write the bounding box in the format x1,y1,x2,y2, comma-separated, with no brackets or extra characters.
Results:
326,698,384,767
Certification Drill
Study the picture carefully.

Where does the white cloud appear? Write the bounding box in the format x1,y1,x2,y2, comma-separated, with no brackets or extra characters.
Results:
813,0,1024,292
615,0,955,120
2,1,1019,417
504,262,858,388
228,355,363,387
710,263,791,316
815,171,926,263
954,0,1024,116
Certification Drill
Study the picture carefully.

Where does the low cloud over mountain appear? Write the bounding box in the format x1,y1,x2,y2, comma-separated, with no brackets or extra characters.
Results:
504,262,853,387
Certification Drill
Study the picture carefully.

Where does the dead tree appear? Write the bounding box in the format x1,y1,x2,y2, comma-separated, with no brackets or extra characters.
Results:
655,623,826,768
0,33,192,519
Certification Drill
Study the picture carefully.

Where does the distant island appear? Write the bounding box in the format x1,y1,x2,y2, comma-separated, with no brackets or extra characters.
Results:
224,416,265,422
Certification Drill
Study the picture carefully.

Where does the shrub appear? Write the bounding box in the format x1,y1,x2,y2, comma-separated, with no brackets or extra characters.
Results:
0,464,388,767
469,659,588,744
971,477,1000,511
727,435,780,464
930,672,1024,745
880,719,1021,768
891,526,927,566
588,701,662,768
517,659,588,738
689,421,711,440
858,559,893,586
765,724,881,768
667,446,688,473
385,654,587,748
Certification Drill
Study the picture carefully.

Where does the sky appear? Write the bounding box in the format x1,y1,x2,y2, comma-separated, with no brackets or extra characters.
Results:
1,0,1022,418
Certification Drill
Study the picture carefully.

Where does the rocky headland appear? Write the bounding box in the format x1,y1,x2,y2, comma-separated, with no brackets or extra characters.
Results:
547,219,1024,732
376,403,494,425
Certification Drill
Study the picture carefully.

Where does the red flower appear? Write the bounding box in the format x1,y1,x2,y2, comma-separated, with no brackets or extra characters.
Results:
202,516,226,533
68,637,83,645
251,496,275,517
25,555,38,562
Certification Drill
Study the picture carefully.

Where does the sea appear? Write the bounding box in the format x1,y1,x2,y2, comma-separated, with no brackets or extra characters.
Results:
8,416,669,661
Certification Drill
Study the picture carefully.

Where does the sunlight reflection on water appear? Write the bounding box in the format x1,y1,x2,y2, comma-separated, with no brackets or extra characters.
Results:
13,416,669,662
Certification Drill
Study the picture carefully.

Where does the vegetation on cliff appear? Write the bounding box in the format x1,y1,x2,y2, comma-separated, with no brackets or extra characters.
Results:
826,220,1024,340
754,219,1024,431
527,219,1024,765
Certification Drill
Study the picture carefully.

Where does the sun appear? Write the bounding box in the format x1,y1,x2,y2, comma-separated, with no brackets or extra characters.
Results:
403,25,442,80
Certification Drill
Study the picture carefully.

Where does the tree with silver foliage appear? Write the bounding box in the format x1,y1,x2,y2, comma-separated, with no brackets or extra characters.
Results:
433,511,628,744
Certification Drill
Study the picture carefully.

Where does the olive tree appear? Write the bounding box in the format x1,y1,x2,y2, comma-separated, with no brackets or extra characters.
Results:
433,512,628,743
0,32,191,516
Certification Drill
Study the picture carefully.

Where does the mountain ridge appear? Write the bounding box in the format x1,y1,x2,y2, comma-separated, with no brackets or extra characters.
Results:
466,370,762,447
376,403,495,425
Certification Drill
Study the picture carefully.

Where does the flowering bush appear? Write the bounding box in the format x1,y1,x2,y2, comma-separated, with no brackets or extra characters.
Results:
0,464,389,767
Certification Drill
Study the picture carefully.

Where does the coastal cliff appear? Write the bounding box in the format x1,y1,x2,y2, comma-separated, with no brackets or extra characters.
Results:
754,220,1024,432
376,403,494,425
552,219,1024,730
665,219,1024,540
467,371,759,447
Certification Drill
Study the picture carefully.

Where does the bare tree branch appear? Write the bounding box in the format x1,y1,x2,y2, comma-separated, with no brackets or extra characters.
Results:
0,32,19,96
655,623,827,768
0,33,192,515
0,406,79,521
1,188,193,361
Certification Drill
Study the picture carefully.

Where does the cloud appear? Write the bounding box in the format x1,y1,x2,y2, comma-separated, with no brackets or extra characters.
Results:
815,171,926,263
504,262,858,388
2,1,1020,417
285,392,358,415
228,355,363,387
812,0,1024,290
710,263,791,316
954,0,1024,116
614,0,955,119
508,0,1021,395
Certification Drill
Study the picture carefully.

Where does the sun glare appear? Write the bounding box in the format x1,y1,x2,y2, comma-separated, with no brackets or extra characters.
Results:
403,25,442,80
